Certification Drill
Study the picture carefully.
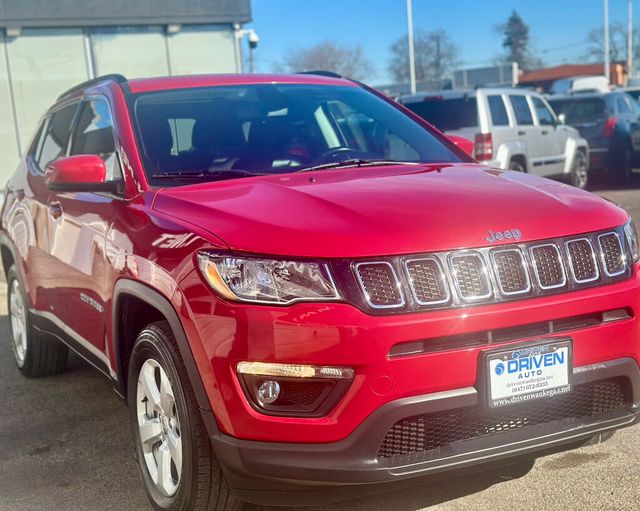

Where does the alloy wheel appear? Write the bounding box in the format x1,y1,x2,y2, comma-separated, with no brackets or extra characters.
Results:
136,358,183,497
9,278,27,368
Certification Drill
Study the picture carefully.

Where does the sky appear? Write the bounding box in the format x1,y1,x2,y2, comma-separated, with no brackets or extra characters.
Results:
246,0,635,85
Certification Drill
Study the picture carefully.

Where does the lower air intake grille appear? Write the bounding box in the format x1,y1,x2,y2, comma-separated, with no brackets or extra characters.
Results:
377,378,629,459
599,233,625,276
355,262,403,308
531,244,565,289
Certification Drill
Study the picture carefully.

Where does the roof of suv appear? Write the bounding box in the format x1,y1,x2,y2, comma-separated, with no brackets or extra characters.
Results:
400,87,534,103
59,72,357,100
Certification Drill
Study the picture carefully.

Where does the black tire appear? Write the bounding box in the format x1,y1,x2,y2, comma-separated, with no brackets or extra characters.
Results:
508,159,525,172
569,151,589,189
612,145,632,184
7,265,68,377
128,321,242,511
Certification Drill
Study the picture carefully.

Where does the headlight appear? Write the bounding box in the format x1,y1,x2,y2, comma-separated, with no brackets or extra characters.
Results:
197,253,340,304
624,219,639,263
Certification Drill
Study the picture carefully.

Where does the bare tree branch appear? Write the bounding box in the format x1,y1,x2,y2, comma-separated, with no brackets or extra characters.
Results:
274,41,374,81
387,29,460,88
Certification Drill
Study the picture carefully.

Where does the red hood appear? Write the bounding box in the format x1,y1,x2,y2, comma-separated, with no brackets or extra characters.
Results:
153,164,628,258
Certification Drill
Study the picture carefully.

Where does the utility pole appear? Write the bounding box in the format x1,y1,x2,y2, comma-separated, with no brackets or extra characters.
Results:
407,0,416,94
628,0,634,80
604,0,611,83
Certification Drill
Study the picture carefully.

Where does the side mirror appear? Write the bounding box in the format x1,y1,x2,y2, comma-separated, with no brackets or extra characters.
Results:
45,155,117,192
557,113,566,125
447,135,474,156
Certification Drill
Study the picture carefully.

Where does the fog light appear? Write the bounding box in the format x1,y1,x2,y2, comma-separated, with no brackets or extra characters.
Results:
236,361,354,417
257,380,280,405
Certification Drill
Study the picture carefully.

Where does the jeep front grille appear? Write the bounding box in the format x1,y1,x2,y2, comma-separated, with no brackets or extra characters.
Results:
449,253,491,301
491,249,530,295
598,232,625,276
405,258,449,305
354,262,404,308
566,238,599,283
346,226,632,314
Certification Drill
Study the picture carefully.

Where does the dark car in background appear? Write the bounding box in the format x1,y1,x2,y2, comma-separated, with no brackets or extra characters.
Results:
548,92,640,183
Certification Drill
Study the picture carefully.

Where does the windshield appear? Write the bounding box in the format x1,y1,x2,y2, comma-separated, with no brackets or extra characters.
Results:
548,98,606,124
131,83,462,186
403,96,478,131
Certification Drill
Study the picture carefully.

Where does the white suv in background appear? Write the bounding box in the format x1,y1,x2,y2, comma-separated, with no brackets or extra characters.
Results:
399,88,590,188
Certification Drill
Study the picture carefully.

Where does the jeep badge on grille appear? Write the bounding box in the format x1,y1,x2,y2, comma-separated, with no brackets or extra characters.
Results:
486,229,522,243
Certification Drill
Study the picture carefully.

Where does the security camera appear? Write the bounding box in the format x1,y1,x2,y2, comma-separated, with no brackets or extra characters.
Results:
248,30,259,49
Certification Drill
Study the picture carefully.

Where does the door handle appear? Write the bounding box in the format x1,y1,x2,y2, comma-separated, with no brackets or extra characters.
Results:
517,131,526,136
47,202,63,219
541,130,549,135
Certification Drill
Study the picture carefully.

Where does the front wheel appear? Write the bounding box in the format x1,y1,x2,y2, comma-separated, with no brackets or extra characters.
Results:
569,151,589,189
128,321,242,511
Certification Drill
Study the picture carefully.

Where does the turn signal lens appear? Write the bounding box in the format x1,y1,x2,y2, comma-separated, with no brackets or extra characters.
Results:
237,361,354,380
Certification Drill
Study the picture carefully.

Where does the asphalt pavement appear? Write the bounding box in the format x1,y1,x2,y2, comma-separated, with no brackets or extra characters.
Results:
1,178,640,510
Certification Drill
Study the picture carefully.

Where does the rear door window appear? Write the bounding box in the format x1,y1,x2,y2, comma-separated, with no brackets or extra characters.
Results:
36,103,77,170
487,95,509,126
509,95,534,125
403,97,478,131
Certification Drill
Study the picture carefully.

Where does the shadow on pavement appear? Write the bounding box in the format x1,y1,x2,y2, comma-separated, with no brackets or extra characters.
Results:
248,459,535,511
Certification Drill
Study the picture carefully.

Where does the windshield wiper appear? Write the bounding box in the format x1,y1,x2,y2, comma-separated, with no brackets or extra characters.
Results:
151,169,256,179
297,159,423,173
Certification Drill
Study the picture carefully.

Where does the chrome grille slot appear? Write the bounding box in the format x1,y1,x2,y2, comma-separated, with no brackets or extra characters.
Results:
566,238,599,283
598,232,625,277
449,252,491,301
354,262,404,308
405,258,449,305
491,249,530,295
530,244,566,290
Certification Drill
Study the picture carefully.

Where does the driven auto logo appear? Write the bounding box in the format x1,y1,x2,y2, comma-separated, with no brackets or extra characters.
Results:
495,362,505,375
507,350,565,379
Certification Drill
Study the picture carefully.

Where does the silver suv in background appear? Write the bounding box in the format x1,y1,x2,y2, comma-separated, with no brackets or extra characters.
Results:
399,88,590,188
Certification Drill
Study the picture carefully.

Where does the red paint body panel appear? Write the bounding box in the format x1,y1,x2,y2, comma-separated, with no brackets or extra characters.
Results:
154,164,627,257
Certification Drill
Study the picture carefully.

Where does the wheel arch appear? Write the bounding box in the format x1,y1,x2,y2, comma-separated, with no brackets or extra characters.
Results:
112,279,220,436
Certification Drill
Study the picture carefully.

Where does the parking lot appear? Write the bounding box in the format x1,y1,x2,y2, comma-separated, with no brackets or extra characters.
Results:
1,179,640,511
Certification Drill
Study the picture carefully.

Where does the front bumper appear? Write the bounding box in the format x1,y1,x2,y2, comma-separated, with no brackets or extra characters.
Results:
212,358,640,506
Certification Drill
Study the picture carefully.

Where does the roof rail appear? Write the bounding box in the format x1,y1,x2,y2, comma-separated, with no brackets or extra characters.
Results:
297,70,344,79
57,74,128,100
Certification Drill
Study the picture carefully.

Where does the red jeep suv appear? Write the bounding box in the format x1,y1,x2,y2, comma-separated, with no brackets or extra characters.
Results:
2,73,640,510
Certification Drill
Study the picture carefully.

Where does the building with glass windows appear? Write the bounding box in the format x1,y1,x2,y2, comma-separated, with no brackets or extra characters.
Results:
0,0,252,180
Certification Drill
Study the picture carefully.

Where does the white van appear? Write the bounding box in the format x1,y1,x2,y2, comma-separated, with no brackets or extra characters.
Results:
399,88,590,188
550,76,610,95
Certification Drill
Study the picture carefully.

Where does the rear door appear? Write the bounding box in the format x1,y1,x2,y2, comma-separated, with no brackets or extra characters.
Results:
507,93,539,172
530,95,568,175
45,97,123,361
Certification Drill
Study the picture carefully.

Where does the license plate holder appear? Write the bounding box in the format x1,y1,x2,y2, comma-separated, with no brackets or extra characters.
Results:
484,339,572,408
